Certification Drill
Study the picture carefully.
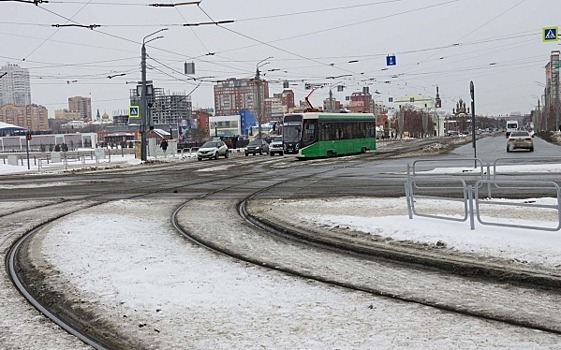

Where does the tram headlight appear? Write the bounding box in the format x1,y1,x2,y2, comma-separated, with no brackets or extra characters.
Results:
295,143,299,150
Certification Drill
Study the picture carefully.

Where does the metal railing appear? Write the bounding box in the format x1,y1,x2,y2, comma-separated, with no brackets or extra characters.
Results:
406,158,561,231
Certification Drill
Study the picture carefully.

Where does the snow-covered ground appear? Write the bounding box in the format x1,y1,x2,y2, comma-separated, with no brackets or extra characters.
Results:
2,152,561,348
33,199,561,349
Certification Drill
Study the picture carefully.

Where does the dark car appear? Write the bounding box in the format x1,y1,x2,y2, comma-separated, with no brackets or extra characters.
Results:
245,139,269,156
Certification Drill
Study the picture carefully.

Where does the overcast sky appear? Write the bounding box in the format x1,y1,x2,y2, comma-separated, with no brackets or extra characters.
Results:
1,0,560,118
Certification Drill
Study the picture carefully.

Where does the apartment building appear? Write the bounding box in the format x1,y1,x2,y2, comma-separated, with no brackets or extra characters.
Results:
0,63,31,106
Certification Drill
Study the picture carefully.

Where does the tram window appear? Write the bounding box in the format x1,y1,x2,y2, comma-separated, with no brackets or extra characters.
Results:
329,123,337,140
320,123,328,141
302,120,317,146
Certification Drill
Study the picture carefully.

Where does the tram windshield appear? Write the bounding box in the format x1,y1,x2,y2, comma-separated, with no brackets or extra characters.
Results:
283,125,300,143
283,114,302,143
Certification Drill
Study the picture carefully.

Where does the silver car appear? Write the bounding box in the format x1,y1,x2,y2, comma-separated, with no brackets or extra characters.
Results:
506,131,534,152
197,140,229,160
269,136,284,156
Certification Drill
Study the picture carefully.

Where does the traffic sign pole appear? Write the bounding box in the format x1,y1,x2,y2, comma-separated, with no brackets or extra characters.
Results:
470,81,477,168
25,133,31,170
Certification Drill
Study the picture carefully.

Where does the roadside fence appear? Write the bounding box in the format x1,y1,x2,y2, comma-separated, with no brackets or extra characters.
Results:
405,158,561,231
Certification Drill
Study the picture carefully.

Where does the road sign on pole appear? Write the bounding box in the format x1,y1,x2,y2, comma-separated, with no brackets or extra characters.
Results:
129,105,140,118
386,55,396,66
543,26,559,42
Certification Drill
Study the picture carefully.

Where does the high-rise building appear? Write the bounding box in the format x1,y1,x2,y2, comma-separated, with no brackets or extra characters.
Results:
544,50,560,131
265,90,295,123
129,86,192,126
0,104,49,131
0,63,31,106
68,96,92,120
213,78,269,118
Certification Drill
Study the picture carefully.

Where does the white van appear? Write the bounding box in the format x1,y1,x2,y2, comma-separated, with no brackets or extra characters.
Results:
506,120,518,137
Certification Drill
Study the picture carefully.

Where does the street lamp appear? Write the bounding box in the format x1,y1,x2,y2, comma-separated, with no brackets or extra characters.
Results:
255,56,273,139
140,28,167,161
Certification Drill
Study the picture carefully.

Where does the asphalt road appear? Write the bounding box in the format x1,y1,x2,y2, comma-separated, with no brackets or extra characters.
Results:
1,135,560,201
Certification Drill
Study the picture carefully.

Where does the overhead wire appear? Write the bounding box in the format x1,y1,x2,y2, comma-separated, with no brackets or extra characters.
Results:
209,0,461,57
3,0,549,114
234,0,403,22
402,0,529,75
3,0,539,83
21,0,94,62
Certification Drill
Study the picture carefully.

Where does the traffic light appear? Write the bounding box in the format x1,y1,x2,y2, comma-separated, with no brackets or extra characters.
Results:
26,133,32,141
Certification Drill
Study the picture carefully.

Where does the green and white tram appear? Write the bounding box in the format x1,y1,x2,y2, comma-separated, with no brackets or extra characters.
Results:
283,112,376,159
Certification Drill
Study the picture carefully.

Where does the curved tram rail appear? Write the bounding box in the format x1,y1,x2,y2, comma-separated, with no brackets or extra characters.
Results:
6,147,561,348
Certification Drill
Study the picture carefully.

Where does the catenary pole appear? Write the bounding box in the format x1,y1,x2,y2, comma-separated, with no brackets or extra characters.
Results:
470,81,477,168
140,29,167,161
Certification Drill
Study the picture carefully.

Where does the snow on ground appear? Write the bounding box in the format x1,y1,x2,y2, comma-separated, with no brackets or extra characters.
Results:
2,152,561,348
0,150,142,175
265,196,561,270
33,200,561,349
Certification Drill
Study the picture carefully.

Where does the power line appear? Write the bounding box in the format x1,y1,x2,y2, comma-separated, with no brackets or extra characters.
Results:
235,0,403,22
403,0,529,75
212,0,460,57
21,0,94,62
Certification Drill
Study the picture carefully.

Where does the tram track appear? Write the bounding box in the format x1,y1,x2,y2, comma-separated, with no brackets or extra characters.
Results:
6,152,390,348
6,153,365,348
4,160,271,349
170,163,561,338
6,138,561,348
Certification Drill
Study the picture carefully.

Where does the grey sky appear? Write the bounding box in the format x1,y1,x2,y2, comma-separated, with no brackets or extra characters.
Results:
1,0,560,117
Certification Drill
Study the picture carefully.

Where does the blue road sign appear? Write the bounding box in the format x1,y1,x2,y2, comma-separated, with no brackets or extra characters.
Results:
129,105,140,118
386,55,396,66
543,26,559,42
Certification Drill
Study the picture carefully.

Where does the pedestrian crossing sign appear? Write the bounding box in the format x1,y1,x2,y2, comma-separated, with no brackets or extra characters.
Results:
543,26,559,42
129,105,140,118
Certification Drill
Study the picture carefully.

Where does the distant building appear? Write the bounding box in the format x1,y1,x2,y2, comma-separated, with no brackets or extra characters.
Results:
323,97,343,112
55,109,82,121
209,115,240,138
0,63,31,106
213,78,269,118
0,104,49,131
129,86,192,126
112,113,129,126
68,96,92,120
265,90,295,123
101,111,111,124
0,121,26,137
395,93,434,110
347,88,373,113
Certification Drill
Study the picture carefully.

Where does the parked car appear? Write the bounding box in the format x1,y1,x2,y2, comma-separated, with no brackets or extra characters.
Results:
506,131,534,152
197,140,229,160
268,136,284,156
245,139,269,156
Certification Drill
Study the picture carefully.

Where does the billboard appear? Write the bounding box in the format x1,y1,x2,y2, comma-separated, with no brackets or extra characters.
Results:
240,109,256,136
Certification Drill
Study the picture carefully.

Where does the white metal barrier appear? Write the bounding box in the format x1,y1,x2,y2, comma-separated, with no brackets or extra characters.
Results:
406,158,561,231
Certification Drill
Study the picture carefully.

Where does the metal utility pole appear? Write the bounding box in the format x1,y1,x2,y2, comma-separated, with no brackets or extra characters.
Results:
140,29,167,161
554,69,561,132
537,98,541,131
470,81,477,167
255,57,272,139
544,87,549,131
